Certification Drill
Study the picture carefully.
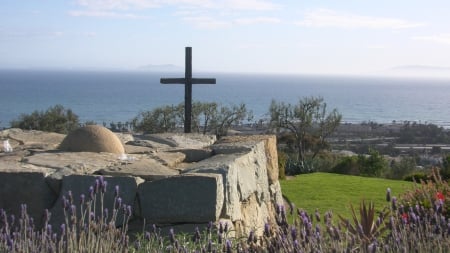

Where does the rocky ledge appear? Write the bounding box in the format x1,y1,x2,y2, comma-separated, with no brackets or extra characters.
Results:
0,128,283,237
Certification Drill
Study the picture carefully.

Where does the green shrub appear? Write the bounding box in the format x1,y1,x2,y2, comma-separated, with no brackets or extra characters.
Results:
331,156,360,175
403,172,429,182
10,104,79,134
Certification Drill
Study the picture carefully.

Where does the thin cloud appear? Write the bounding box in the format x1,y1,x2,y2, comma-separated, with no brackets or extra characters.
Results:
296,9,425,29
223,0,281,11
234,17,280,25
182,16,231,29
74,0,279,11
74,0,160,10
413,34,450,45
69,10,148,19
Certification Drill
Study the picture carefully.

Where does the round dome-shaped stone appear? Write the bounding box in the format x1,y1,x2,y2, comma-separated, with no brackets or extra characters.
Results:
59,125,125,154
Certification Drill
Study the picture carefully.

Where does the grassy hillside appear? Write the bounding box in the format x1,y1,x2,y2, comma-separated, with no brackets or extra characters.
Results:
280,172,413,219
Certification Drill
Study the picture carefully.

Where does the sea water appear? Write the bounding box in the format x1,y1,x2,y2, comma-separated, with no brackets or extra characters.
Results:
1,70,450,129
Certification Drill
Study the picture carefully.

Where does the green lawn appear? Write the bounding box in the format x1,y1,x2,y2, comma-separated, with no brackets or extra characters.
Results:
280,172,413,219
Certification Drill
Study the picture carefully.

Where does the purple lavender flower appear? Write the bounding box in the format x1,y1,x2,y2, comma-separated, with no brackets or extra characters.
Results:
95,179,100,194
62,196,68,210
127,205,132,217
80,194,85,206
264,222,270,237
207,221,213,234
68,190,73,204
368,241,377,253
101,180,107,194
247,230,255,244
219,222,224,234
192,226,201,243
315,209,321,222
70,204,76,216
291,227,297,240
145,231,151,241
224,222,229,233
391,196,397,211
9,215,15,227
225,239,232,253
60,224,66,235
169,228,176,244
98,175,104,185
46,224,52,235
315,224,321,237
207,239,213,252
114,185,120,198
6,235,13,251
116,197,122,210
386,188,391,202
89,186,95,200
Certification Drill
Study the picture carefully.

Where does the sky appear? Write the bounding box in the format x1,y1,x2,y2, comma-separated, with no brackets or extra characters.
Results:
2,0,450,75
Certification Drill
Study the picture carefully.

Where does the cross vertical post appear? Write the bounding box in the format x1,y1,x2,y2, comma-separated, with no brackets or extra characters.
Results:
185,47,192,134
160,47,216,133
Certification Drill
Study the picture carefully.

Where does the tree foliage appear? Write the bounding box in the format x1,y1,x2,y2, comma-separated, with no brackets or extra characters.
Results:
331,150,389,177
269,96,342,172
10,104,79,134
397,122,450,144
132,101,253,136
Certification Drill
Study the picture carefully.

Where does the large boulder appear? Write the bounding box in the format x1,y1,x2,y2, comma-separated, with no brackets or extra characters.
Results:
138,173,224,223
0,166,57,228
59,125,125,154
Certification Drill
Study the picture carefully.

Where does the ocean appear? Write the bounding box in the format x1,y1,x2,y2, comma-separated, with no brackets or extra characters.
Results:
1,70,450,129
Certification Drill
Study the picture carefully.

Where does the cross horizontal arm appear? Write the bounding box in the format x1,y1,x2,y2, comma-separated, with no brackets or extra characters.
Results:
160,78,185,84
192,78,216,84
160,78,216,84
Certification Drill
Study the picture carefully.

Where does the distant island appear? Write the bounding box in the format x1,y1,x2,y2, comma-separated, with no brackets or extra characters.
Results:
386,65,450,78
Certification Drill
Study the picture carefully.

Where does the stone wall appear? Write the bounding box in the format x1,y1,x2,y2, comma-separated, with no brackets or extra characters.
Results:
0,128,283,237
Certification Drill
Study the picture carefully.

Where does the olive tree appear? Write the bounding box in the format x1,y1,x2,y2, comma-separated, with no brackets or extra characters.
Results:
10,104,79,134
133,105,180,133
269,96,342,172
133,102,252,136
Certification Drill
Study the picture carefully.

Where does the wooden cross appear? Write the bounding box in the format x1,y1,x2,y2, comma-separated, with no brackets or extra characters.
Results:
160,47,216,133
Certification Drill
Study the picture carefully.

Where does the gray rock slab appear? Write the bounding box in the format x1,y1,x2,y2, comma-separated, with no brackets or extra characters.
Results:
150,151,186,168
174,148,213,163
0,128,65,151
141,133,216,149
138,173,223,223
124,144,154,154
97,156,179,181
115,133,134,144
0,150,29,162
49,174,139,228
24,152,122,174
0,170,57,228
